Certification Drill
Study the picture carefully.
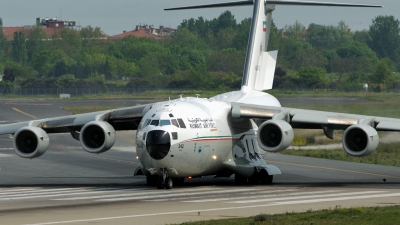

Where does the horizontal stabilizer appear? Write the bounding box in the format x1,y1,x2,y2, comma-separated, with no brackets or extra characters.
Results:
266,1,382,7
165,0,382,11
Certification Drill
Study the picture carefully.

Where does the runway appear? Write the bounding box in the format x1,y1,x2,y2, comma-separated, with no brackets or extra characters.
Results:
1,98,400,225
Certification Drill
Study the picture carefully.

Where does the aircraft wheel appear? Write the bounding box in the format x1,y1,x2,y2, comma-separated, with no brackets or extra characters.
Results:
248,176,260,184
146,175,157,186
156,177,165,189
267,175,273,184
261,174,273,184
235,173,247,185
165,177,173,189
173,177,185,186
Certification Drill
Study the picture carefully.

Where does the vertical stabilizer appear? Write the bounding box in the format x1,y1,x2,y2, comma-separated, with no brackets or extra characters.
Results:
241,0,276,92
165,1,382,94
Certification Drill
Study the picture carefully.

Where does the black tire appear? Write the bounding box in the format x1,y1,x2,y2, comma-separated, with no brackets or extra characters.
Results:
248,176,260,184
259,170,273,184
173,177,185,186
156,177,164,189
267,175,273,184
146,175,157,186
235,173,247,185
165,177,173,189
261,174,273,184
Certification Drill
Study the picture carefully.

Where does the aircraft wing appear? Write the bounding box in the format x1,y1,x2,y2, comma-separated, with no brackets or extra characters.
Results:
0,103,152,136
231,103,400,135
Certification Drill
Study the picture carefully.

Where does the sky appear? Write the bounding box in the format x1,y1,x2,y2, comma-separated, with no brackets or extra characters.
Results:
0,0,398,35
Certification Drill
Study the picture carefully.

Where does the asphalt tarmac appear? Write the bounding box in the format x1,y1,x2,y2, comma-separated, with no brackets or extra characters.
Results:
1,97,399,225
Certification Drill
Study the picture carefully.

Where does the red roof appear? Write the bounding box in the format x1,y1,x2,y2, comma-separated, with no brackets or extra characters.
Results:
110,26,176,40
2,26,64,39
110,29,162,40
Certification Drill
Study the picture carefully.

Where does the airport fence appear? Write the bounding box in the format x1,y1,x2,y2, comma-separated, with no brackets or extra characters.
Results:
0,87,189,96
0,86,400,97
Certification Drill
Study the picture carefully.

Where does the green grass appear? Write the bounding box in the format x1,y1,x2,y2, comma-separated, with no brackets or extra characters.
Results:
63,106,124,114
281,94,400,118
283,142,400,167
278,92,400,165
0,89,227,101
174,205,400,225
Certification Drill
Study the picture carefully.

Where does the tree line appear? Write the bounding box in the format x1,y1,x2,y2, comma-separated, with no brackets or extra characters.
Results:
0,12,399,92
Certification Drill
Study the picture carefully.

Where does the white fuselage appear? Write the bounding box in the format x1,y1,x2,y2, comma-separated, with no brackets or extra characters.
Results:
135,92,281,178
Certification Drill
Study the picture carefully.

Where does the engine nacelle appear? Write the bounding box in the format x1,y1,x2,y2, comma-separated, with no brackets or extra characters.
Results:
342,124,379,157
257,120,294,152
13,126,49,158
79,121,116,154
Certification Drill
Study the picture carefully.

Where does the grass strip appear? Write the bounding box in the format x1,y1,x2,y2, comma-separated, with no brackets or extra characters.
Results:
63,106,124,114
175,205,400,225
282,142,400,167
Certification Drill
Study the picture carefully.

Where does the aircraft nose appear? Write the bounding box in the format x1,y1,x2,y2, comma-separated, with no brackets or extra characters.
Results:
146,130,171,160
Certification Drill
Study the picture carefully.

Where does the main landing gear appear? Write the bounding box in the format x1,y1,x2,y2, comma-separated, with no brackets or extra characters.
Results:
146,169,184,189
235,170,273,185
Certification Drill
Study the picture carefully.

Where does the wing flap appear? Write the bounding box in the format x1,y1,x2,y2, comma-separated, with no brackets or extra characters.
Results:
376,120,400,131
231,103,400,131
291,112,328,124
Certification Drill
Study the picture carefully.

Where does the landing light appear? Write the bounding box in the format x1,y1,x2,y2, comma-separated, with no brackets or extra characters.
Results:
188,176,192,179
136,156,139,159
212,155,217,160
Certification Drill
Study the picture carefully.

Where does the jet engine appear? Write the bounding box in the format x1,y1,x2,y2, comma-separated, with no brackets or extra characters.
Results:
79,121,116,154
13,126,49,158
257,120,294,152
342,124,379,157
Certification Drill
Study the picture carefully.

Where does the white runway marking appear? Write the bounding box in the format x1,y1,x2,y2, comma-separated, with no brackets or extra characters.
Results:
0,188,139,201
97,188,257,202
0,188,36,193
0,153,12,157
53,187,221,201
183,190,339,203
144,189,298,202
0,188,77,197
24,192,400,225
229,191,385,204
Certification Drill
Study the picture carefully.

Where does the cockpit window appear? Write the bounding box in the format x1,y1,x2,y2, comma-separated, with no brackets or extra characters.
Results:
150,120,159,126
160,120,171,126
171,119,179,127
169,113,174,118
171,132,178,140
138,121,144,130
177,119,186,128
144,119,151,127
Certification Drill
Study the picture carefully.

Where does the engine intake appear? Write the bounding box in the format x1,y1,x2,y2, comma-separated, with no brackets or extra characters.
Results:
80,121,116,154
257,120,294,152
13,126,49,158
343,124,379,157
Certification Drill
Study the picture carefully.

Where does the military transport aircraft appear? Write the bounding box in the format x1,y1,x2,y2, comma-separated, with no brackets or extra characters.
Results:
0,1,392,189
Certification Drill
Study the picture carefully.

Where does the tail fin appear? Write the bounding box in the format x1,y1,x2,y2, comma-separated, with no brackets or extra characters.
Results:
166,1,382,92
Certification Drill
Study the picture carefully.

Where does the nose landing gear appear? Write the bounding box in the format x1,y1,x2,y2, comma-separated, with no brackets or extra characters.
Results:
154,168,174,189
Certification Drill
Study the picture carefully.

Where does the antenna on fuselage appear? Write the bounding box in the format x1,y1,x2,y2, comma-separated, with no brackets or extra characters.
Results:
179,94,183,99
196,94,200,98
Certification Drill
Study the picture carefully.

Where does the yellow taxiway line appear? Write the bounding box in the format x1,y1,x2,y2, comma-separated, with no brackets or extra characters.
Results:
12,107,38,120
